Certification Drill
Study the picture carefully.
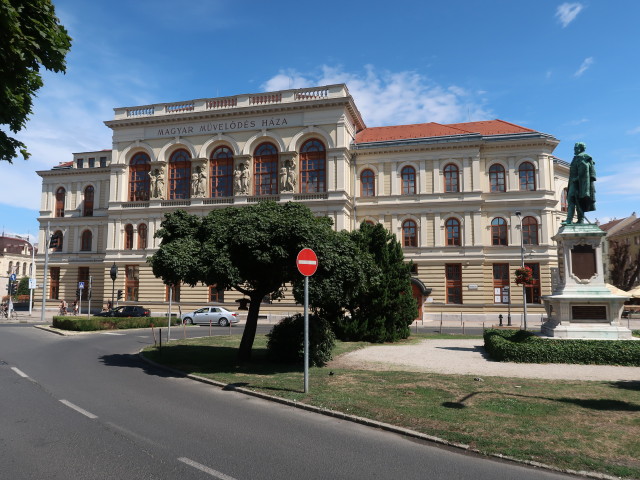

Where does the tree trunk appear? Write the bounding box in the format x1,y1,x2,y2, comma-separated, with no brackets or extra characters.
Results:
237,293,262,363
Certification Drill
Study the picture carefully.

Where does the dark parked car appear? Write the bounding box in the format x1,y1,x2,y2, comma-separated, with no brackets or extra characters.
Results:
95,306,151,317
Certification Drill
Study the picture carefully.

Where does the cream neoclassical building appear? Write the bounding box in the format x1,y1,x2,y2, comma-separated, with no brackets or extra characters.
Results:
36,84,569,319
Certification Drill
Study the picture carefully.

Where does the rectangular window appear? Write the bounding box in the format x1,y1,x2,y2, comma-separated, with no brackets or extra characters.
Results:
209,285,224,302
524,263,541,304
100,157,107,168
76,158,83,169
125,265,139,301
77,267,90,285
50,267,60,300
88,157,95,168
445,263,463,304
492,264,510,303
165,284,180,302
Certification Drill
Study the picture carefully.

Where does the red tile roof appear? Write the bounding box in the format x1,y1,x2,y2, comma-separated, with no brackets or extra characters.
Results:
355,119,535,143
599,218,625,232
609,218,640,237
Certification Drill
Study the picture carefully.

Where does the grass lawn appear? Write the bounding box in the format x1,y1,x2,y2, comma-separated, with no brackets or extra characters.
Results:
142,333,640,479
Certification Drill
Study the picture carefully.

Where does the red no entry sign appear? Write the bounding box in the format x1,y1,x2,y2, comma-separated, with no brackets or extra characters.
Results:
296,248,318,276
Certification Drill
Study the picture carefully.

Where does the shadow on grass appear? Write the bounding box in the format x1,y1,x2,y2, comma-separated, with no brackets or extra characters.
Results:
442,389,640,412
609,380,640,391
99,353,186,379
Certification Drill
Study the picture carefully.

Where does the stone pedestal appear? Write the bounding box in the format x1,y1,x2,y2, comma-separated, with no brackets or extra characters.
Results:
541,224,633,339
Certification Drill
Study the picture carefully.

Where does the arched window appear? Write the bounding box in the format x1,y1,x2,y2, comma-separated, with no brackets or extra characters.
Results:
169,149,191,199
518,162,536,191
443,164,459,193
362,220,375,226
561,187,568,212
22,262,27,275
83,185,94,216
80,230,92,251
445,218,461,246
138,223,148,250
210,146,234,197
53,230,63,252
300,139,326,193
491,217,508,246
361,169,375,197
489,164,505,192
402,219,418,247
401,166,416,195
522,216,539,245
124,224,134,250
55,187,65,217
7,261,13,275
129,152,151,201
254,143,278,195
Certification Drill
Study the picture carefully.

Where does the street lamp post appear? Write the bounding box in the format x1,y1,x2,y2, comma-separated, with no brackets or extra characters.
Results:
515,211,528,330
110,263,118,315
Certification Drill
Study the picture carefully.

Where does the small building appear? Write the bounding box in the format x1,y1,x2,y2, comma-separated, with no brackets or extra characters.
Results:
36,84,569,320
1,236,37,296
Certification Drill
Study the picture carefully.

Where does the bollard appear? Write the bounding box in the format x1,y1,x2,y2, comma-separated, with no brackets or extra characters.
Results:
499,314,503,326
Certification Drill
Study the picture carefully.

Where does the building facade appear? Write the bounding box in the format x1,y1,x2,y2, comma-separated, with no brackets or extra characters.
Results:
1,236,36,297
36,84,569,319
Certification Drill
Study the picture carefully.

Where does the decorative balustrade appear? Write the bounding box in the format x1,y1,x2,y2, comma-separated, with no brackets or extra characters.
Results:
246,195,280,203
113,84,348,120
203,197,234,205
122,202,149,208
166,101,195,113
249,93,282,105
206,97,237,110
294,87,329,100
160,200,191,207
126,106,155,117
293,193,329,201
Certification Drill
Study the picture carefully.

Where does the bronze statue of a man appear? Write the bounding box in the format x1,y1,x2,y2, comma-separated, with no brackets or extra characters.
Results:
562,142,596,225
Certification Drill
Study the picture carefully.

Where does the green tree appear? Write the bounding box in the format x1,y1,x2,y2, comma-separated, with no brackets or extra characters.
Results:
609,240,640,292
331,223,418,342
149,202,336,362
17,276,30,296
1,0,72,162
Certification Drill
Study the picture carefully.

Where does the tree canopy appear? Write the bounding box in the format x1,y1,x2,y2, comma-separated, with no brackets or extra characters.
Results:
0,0,72,162
609,240,640,292
149,202,335,362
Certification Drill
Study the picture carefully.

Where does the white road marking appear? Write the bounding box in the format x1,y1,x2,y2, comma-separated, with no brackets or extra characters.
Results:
100,332,125,335
59,399,98,419
178,457,237,480
11,367,29,378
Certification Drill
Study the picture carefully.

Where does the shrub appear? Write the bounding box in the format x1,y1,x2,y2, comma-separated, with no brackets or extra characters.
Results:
52,316,177,331
266,314,336,367
483,328,640,366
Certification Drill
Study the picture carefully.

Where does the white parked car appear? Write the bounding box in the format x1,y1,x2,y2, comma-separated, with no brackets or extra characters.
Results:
181,307,239,326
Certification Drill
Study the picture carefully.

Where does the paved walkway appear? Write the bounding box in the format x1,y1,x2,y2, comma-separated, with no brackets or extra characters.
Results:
335,338,640,381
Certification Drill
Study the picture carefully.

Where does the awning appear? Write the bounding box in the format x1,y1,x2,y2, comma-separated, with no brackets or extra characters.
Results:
410,277,432,296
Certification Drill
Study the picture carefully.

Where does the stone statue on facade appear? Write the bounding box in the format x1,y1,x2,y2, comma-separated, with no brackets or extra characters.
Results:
562,142,596,225
280,158,297,193
149,166,165,200
235,162,251,195
191,165,207,197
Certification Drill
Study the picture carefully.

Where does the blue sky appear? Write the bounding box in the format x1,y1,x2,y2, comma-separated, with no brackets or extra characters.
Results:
2,0,639,243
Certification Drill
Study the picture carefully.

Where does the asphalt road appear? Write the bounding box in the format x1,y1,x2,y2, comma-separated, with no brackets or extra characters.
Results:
0,324,577,480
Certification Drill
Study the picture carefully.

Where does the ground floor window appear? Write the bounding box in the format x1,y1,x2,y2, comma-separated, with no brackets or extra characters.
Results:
49,267,60,300
492,263,510,304
524,263,541,304
208,285,224,302
165,284,180,302
126,265,139,301
445,263,462,304
77,267,90,297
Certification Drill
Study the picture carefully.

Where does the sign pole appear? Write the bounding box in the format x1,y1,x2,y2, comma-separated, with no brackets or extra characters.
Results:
304,275,309,393
296,248,318,395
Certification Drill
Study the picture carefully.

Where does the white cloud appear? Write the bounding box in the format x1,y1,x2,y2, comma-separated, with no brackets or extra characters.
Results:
574,57,594,77
262,65,492,127
556,3,584,27
627,126,640,135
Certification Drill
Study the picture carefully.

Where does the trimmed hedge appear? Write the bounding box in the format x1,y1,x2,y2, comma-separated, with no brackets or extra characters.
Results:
483,328,640,366
266,314,336,367
52,316,178,331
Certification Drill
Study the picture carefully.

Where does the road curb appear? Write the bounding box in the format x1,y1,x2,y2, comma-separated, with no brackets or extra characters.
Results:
137,350,622,480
